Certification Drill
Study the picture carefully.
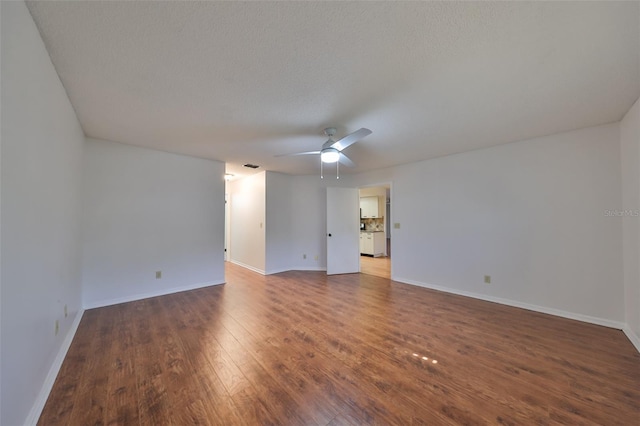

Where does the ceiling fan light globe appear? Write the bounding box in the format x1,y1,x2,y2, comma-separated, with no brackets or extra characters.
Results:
321,149,340,163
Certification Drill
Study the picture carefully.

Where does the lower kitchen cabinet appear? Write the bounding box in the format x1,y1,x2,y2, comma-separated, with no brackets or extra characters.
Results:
360,232,385,257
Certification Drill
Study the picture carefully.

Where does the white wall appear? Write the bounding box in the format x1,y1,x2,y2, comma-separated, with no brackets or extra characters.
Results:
265,172,293,274
228,171,355,273
288,174,384,272
353,124,625,325
82,138,225,307
621,98,640,346
1,2,85,424
288,175,357,271
359,187,386,198
228,171,266,273
289,176,328,271
230,125,628,329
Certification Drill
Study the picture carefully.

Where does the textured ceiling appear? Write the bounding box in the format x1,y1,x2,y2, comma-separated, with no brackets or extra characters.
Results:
26,1,639,178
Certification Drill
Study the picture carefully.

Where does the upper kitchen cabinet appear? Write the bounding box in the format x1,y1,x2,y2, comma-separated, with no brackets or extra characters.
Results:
360,196,384,218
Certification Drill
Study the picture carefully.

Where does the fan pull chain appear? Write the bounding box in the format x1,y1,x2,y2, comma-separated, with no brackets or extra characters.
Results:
320,157,323,179
336,159,340,179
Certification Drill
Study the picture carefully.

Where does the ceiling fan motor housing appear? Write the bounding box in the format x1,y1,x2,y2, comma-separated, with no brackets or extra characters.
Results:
324,127,337,139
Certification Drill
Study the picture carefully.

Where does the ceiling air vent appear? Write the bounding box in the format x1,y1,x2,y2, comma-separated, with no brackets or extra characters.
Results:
243,164,260,169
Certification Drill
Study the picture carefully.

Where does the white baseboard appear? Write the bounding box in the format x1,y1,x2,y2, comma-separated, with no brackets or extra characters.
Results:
265,267,293,275
277,266,327,273
623,325,640,352
292,266,327,272
392,276,626,330
83,280,225,310
232,261,327,276
25,308,85,426
229,259,266,275
229,257,330,276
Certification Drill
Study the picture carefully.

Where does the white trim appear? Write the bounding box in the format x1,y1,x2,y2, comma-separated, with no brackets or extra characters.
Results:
25,308,85,426
392,276,626,330
267,266,327,274
83,280,225,310
231,261,328,276
623,325,640,353
265,267,292,275
289,266,327,272
228,259,266,275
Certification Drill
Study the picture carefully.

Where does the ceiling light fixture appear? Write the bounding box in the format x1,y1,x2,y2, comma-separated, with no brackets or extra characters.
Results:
320,148,340,163
320,148,341,180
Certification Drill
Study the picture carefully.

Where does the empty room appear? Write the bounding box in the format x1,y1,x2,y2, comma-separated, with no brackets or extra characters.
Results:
2,1,639,425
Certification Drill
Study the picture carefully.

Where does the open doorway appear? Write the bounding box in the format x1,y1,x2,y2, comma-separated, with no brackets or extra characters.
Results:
359,184,391,279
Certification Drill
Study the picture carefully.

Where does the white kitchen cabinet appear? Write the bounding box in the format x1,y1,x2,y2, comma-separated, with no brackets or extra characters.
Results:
360,196,380,218
360,232,385,257
361,232,373,254
373,232,385,257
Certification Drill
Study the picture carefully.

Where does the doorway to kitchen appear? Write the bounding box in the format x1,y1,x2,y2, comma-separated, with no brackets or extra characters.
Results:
359,184,391,279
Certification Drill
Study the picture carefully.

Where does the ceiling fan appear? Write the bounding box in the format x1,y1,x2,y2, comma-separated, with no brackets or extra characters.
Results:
276,127,372,178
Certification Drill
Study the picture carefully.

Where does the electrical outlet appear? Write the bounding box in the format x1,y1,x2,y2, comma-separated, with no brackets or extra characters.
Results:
156,271,162,279
55,320,59,336
314,255,319,261
484,275,491,284
64,304,68,318
303,254,307,259
394,223,401,229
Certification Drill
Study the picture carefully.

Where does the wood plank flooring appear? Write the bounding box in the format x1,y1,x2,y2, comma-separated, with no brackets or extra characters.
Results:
39,263,640,425
360,255,391,279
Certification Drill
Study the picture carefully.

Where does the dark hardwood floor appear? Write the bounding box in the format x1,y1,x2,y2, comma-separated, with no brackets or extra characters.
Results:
39,263,640,425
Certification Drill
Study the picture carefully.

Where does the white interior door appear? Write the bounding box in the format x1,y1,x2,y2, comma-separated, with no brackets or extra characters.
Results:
327,187,360,275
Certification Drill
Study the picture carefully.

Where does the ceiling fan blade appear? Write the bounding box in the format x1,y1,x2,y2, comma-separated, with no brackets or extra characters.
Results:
330,128,372,151
339,153,355,167
274,151,321,157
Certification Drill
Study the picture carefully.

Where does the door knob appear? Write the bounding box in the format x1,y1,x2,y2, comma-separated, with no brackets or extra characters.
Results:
328,233,332,237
